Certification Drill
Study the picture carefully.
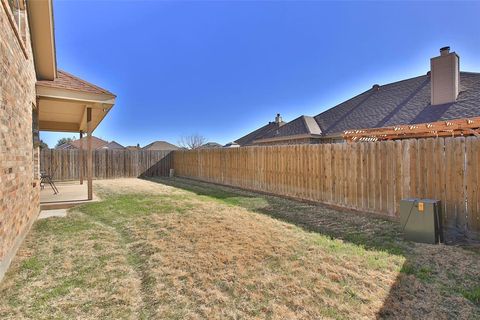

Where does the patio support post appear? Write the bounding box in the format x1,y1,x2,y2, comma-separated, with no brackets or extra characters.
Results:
87,107,93,200
79,131,83,185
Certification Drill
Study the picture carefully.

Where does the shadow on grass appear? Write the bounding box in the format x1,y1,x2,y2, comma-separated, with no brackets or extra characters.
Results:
146,176,480,319
147,177,408,255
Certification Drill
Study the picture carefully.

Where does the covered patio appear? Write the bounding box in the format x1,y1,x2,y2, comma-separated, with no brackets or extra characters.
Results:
37,70,116,208
40,181,100,210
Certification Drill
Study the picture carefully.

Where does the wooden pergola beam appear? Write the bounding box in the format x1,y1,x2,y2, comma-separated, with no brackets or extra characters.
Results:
344,116,480,141
468,129,480,138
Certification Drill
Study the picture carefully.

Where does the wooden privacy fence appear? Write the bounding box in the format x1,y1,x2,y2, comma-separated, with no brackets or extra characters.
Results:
173,137,480,240
40,149,173,181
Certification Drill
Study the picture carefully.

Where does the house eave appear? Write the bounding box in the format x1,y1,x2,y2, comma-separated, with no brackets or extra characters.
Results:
36,85,116,105
27,0,57,80
321,132,344,139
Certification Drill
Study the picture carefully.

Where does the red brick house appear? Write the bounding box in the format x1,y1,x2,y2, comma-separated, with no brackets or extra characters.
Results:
0,0,115,280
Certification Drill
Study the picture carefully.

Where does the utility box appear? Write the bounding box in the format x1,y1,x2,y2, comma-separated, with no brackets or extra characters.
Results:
400,198,443,244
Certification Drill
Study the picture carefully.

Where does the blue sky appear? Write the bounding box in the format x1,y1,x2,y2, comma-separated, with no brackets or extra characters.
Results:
41,0,480,148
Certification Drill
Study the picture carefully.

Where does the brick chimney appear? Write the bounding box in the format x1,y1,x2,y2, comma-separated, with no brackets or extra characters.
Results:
275,113,282,124
430,46,460,105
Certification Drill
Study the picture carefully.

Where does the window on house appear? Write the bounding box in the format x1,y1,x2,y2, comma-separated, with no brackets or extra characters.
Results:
7,0,26,43
8,0,21,28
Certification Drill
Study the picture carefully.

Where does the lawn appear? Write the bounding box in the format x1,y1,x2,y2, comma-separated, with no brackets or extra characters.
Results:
0,178,479,319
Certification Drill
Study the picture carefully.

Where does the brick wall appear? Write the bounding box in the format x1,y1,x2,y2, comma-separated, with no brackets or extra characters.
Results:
0,0,40,280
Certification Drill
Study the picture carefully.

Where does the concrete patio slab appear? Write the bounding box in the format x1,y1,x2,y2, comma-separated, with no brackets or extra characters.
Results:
40,181,99,210
38,209,67,219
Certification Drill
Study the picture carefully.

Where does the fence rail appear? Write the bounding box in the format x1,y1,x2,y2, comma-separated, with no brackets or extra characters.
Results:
173,137,480,240
40,149,173,181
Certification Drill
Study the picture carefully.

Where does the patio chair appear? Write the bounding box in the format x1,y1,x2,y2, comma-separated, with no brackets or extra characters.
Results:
40,166,59,195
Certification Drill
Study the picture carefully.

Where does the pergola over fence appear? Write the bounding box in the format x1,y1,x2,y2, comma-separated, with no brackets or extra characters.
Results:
343,116,480,141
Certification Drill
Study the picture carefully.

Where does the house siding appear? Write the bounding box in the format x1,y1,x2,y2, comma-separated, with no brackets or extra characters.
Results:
253,138,318,146
253,137,346,146
0,1,40,280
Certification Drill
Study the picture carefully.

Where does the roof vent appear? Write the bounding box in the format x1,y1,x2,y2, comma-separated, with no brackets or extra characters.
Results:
372,84,380,91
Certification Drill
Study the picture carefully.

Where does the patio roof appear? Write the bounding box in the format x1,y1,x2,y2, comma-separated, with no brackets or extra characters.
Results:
36,70,116,132
37,70,116,201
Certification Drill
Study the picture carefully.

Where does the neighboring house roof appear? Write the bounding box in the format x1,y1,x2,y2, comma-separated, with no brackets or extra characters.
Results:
36,70,116,97
199,142,223,149
70,136,109,149
224,142,240,148
125,146,141,150
56,142,75,150
142,141,179,151
101,141,124,149
234,121,285,146
257,116,322,141
314,72,480,136
55,136,109,150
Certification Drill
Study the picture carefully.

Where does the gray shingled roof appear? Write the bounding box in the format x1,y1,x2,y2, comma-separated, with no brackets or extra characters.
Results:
314,72,480,135
233,71,480,144
260,116,321,140
234,121,285,146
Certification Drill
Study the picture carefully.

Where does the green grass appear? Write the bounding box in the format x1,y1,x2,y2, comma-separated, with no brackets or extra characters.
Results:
400,263,434,282
462,287,480,305
20,257,43,275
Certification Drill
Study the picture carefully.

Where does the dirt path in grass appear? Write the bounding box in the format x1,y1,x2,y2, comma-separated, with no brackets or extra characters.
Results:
0,178,478,319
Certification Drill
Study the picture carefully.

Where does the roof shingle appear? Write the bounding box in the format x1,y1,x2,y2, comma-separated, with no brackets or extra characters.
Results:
37,70,116,97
